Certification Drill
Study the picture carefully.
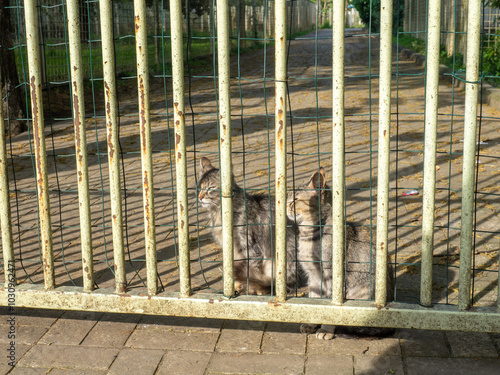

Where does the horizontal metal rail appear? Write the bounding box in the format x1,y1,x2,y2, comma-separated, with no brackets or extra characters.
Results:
2,285,500,333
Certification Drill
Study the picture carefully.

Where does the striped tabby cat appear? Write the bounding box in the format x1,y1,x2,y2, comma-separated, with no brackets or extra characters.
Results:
197,157,301,295
286,168,394,340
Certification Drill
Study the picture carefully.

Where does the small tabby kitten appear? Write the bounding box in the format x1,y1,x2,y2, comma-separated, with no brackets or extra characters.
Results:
286,168,394,340
197,157,301,295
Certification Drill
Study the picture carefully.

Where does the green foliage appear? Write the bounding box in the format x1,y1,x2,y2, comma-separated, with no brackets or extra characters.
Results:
320,19,331,29
350,0,404,33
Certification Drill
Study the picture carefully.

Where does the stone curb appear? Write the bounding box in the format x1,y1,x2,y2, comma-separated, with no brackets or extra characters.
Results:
397,45,500,113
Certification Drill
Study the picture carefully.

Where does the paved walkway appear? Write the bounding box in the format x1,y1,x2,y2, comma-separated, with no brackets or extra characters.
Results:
2,306,500,374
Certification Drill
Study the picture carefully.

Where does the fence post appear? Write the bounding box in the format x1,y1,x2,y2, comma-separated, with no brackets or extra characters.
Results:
134,0,158,296
67,0,94,292
420,0,441,307
216,0,235,297
0,68,15,288
375,0,393,306
99,0,127,294
331,0,345,306
458,0,482,311
170,0,191,297
275,0,287,302
24,0,55,290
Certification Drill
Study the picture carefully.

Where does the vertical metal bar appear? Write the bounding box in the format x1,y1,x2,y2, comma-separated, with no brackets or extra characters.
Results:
375,0,393,306
216,0,235,297
99,0,127,294
331,0,345,305
275,0,287,302
458,0,481,311
67,0,94,292
420,0,441,307
0,69,15,288
170,0,191,297
24,0,55,290
134,0,157,296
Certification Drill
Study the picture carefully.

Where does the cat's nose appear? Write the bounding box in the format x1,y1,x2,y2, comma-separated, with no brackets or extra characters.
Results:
198,191,204,201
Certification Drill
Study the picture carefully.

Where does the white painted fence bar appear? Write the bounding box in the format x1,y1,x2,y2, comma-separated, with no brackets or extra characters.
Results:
458,0,482,311
170,0,191,297
331,0,346,305
67,0,94,292
216,0,235,298
134,0,158,296
375,0,393,306
275,0,288,302
99,0,127,294
24,0,55,290
0,68,15,288
420,0,442,307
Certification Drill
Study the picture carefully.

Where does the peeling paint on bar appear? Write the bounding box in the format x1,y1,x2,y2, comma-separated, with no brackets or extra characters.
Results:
216,0,235,297
458,0,481,311
170,0,191,297
99,0,126,294
67,0,94,292
331,0,346,306
134,0,157,296
24,0,55,290
275,0,287,303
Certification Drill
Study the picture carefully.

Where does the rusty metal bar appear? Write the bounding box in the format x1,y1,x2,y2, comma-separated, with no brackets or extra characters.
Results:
0,68,15,288
24,0,55,290
331,0,345,306
458,0,482,311
420,0,441,307
275,0,288,302
375,0,393,306
216,0,235,297
99,0,127,294
4,285,500,334
134,0,157,296
170,0,191,297
67,0,94,292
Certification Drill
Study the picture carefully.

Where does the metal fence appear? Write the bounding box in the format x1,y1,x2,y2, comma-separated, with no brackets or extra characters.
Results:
1,0,500,333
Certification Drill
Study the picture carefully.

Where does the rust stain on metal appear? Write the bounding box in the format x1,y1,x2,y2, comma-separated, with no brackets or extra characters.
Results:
384,130,387,137
177,152,182,160
78,171,82,183
181,220,185,229
176,133,181,145
30,76,45,198
139,77,147,153
180,203,184,213
135,15,140,32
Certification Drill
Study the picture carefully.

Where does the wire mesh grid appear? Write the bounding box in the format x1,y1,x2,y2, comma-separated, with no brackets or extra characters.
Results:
1,0,499,308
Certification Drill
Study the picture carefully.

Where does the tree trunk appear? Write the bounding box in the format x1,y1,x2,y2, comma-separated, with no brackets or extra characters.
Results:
0,0,27,136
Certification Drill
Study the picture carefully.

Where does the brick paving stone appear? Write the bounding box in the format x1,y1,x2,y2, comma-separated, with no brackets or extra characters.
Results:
49,370,107,375
1,343,32,368
9,367,51,375
305,354,353,375
137,315,223,333
82,313,140,347
261,331,307,355
406,357,500,375
0,324,47,345
446,331,498,358
126,328,219,351
208,352,305,374
107,348,164,375
216,320,265,353
354,355,405,375
400,329,450,357
156,350,212,375
307,335,401,356
0,308,63,327
17,345,119,370
39,317,98,346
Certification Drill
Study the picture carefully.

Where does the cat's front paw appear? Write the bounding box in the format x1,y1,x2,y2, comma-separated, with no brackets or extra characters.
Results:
300,323,320,334
315,324,335,340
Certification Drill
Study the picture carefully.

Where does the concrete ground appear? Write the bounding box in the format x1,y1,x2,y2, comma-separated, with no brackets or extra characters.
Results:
1,306,500,374
2,28,500,373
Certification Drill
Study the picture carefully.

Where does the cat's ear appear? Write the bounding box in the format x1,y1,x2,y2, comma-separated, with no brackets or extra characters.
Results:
200,157,214,172
307,168,327,194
